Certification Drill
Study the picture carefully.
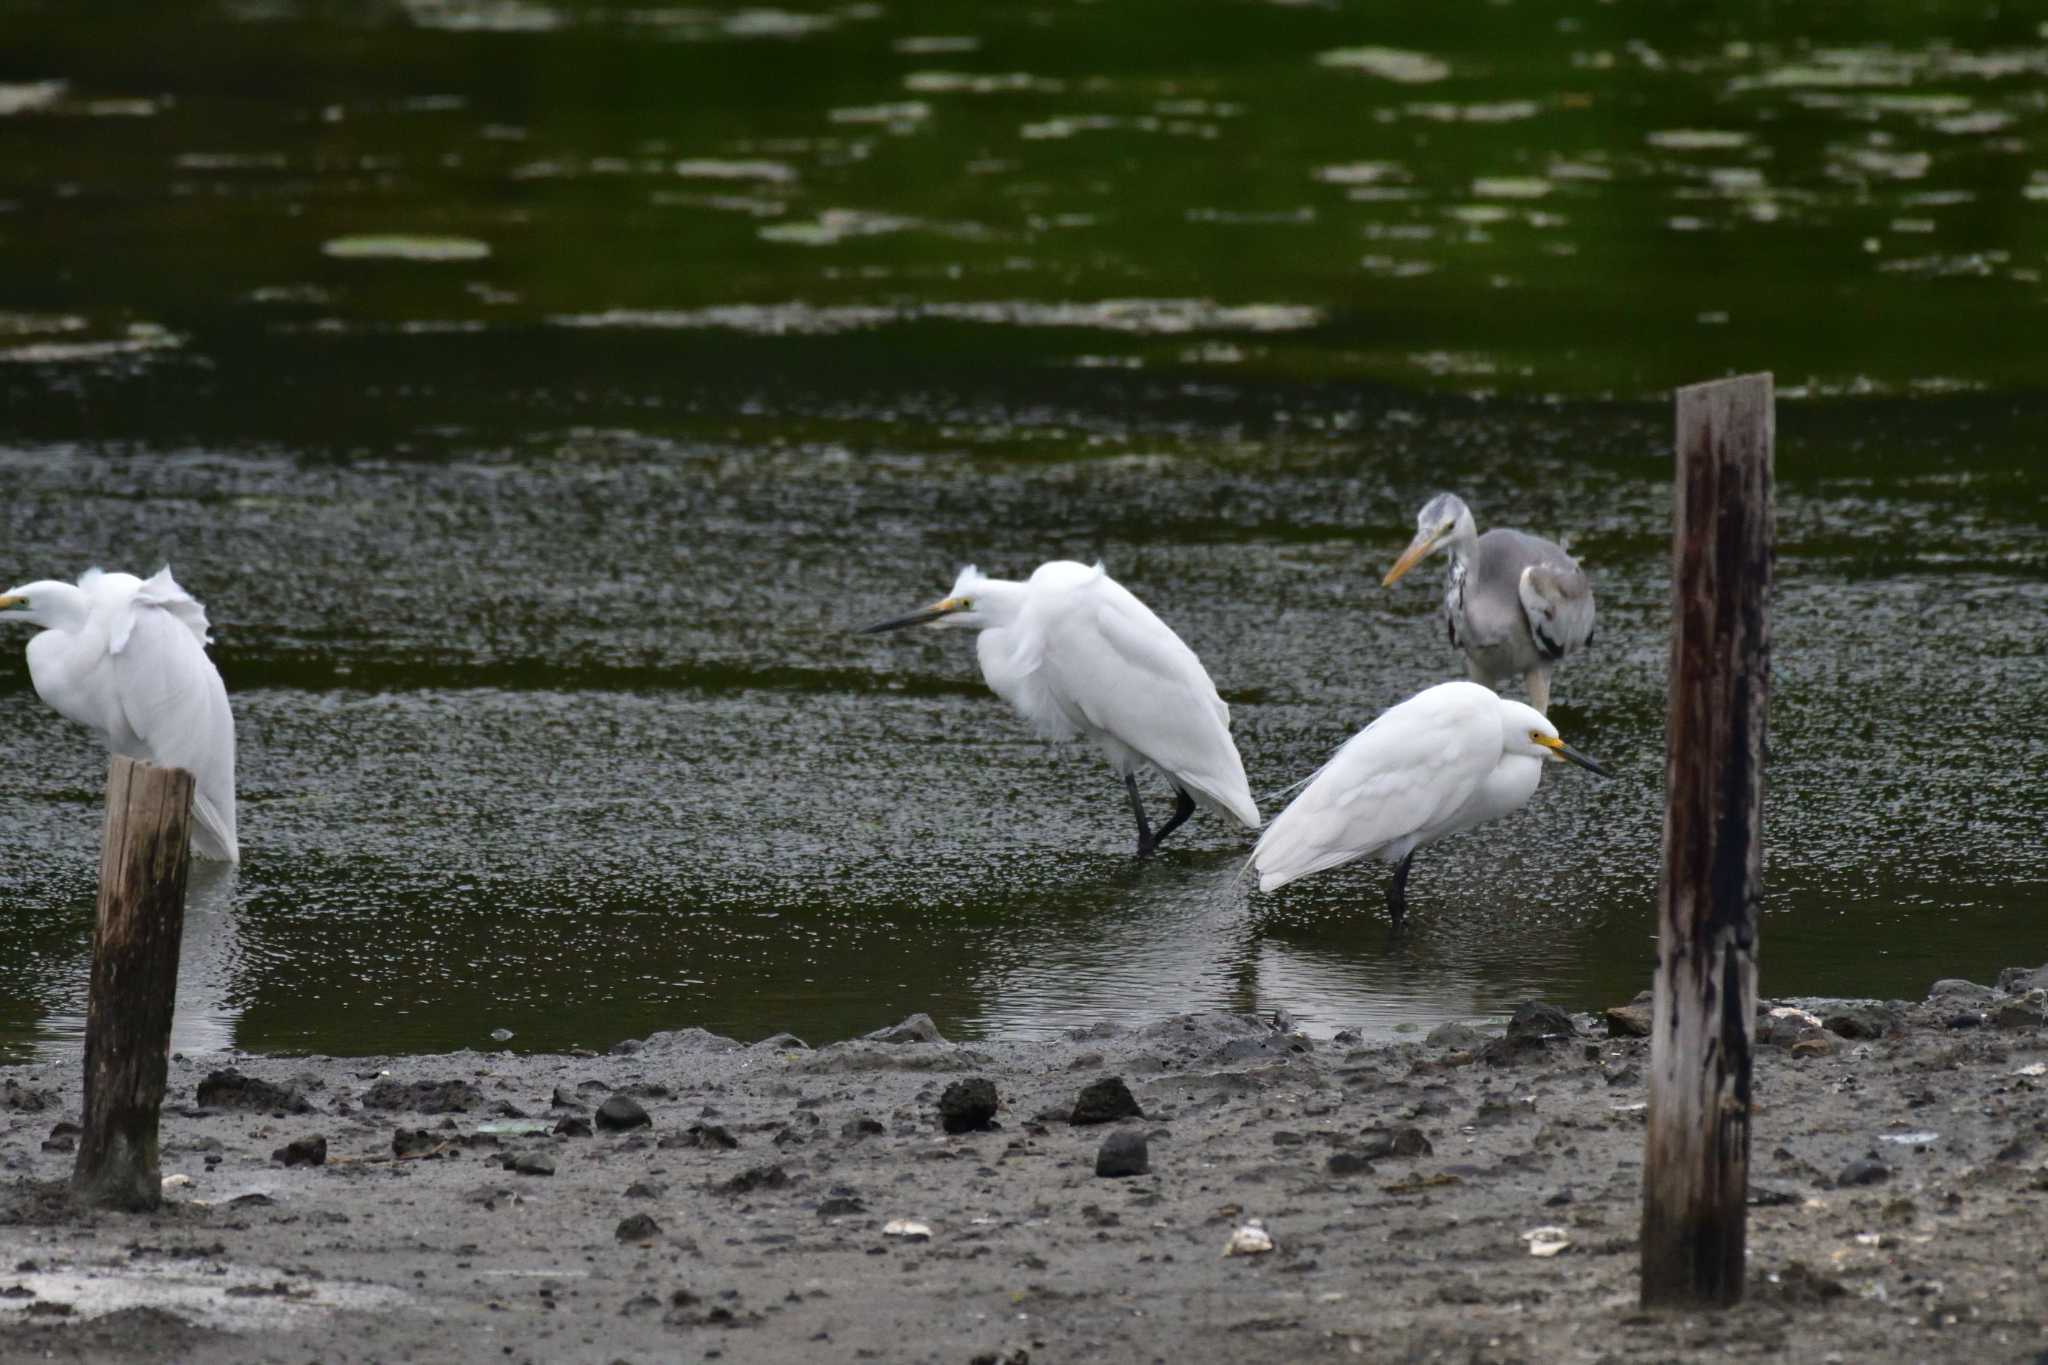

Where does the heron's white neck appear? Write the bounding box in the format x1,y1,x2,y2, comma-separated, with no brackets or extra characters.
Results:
0,580,92,633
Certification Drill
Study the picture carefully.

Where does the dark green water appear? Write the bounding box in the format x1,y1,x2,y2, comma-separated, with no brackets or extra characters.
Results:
1,1,2043,1058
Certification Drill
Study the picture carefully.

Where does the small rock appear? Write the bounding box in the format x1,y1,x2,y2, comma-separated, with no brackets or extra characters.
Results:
864,1014,945,1045
198,1070,315,1115
271,1136,327,1168
938,1078,999,1135
549,1088,586,1111
624,1180,665,1199
1837,1158,1890,1187
1327,1151,1375,1177
509,1151,556,1177
393,1128,441,1158
0,1081,57,1113
1996,965,2048,995
1945,1012,1984,1030
1543,1187,1574,1207
361,1079,481,1114
1789,1031,1837,1059
1332,1028,1363,1045
595,1096,652,1132
881,1218,931,1241
1603,1005,1652,1038
1424,1022,1486,1049
1822,1005,1893,1040
1094,1130,1148,1178
666,1122,736,1150
41,1122,78,1153
1223,1221,1274,1256
1992,993,2046,1030
615,1213,661,1242
553,1117,593,1138
1070,1077,1144,1126
816,1195,866,1218
1927,978,1995,1004
840,1117,885,1141
1356,1125,1431,1159
1766,1259,1847,1303
1506,1002,1576,1041
720,1164,790,1195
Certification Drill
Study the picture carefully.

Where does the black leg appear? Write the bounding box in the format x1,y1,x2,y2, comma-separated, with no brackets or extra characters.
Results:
1387,850,1416,928
1149,787,1199,851
1125,774,1156,859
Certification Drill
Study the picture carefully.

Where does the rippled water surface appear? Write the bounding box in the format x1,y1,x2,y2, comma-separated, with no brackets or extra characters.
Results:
1,1,2043,1058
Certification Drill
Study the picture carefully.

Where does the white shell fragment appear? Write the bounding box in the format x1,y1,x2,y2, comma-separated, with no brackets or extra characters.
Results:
1224,1220,1275,1256
160,1173,193,1190
1522,1226,1572,1258
1768,1006,1824,1029
881,1219,932,1242
1876,1131,1939,1145
2013,1062,2046,1077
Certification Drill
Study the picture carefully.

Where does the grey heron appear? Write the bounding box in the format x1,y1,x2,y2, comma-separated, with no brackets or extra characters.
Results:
1382,492,1595,715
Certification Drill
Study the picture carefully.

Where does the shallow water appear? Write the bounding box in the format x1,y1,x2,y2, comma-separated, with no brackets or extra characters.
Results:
0,2,2043,1059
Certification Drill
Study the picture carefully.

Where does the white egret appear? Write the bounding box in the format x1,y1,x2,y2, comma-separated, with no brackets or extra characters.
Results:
861,561,1260,857
0,567,239,862
1382,492,1595,715
1250,680,1608,924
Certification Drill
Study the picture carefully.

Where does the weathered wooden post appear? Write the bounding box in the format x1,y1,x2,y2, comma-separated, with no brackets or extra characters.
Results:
1640,372,1774,1307
72,755,196,1211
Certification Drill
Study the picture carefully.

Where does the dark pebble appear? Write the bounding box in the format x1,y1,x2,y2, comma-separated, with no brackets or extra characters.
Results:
939,1077,999,1134
393,1129,441,1158
720,1164,790,1195
1945,1013,1984,1030
1838,1158,1891,1187
554,1117,593,1138
816,1195,866,1218
1071,1077,1144,1126
272,1136,327,1168
199,1069,315,1115
840,1117,885,1141
1094,1130,1148,1178
1357,1125,1432,1159
549,1088,586,1111
615,1213,661,1242
1327,1151,1375,1177
596,1096,652,1132
1506,1002,1577,1041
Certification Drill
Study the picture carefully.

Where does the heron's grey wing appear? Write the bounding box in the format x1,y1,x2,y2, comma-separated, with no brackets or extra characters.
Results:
1039,578,1260,828
106,600,239,861
1250,685,1497,892
1516,553,1595,662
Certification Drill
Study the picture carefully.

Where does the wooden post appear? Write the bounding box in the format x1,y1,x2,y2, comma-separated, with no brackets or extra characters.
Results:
1640,372,1774,1307
72,755,195,1212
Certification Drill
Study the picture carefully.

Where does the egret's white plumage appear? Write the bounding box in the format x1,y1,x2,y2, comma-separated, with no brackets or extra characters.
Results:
1251,680,1607,921
1383,493,1595,715
0,567,239,862
863,560,1259,855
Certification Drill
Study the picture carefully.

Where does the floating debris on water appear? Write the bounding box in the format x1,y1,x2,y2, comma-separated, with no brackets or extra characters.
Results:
1316,47,1449,83
321,235,492,262
0,80,67,115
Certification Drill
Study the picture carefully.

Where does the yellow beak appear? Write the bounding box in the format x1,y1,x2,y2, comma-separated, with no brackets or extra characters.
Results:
1382,531,1442,587
0,595,22,610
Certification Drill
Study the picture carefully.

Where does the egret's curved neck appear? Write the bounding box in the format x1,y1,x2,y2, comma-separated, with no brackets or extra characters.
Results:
2,581,91,633
967,577,1031,629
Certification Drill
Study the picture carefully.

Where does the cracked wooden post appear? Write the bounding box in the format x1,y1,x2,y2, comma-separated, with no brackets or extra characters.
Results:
1639,372,1774,1306
72,755,196,1212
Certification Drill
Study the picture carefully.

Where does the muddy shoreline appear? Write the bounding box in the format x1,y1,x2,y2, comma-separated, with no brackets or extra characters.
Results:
2,968,2045,1365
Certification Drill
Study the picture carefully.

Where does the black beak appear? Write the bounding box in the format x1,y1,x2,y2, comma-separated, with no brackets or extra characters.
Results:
858,598,963,634
1547,739,1612,778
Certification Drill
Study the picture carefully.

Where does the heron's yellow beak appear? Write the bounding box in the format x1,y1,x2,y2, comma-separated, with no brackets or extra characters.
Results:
1534,733,1612,778
0,595,22,611
858,596,968,634
1381,531,1442,587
